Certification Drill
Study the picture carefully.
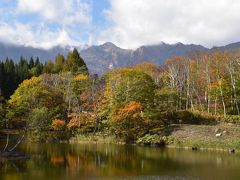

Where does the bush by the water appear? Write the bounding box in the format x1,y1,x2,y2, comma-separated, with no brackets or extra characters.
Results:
136,134,174,146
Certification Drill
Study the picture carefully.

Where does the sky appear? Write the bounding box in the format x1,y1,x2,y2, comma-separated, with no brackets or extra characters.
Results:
0,0,240,49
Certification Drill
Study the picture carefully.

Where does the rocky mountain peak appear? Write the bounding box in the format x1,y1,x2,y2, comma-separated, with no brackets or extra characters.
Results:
1,41,240,75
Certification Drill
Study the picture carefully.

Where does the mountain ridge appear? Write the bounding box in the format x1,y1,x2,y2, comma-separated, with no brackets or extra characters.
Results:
0,41,240,74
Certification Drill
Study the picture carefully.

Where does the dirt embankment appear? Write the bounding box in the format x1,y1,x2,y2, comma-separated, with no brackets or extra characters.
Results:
168,123,240,151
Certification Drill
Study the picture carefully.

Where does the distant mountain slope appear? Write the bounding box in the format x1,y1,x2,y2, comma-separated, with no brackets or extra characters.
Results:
80,42,208,74
1,41,240,74
79,42,210,74
129,42,208,65
0,43,70,62
212,42,240,52
80,42,132,74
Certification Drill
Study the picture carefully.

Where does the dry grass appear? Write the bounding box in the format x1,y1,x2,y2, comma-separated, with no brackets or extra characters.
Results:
168,123,240,149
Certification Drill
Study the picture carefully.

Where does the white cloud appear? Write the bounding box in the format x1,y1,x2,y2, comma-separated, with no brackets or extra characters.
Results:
17,0,91,25
0,22,79,49
99,0,240,48
0,22,34,45
0,0,92,49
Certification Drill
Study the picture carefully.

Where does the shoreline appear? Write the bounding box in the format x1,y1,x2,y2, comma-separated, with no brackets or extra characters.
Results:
68,139,240,154
68,123,240,153
69,139,240,152
166,144,238,153
1,123,239,154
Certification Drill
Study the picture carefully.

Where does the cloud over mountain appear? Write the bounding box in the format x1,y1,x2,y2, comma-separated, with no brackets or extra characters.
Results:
0,1,240,49
100,0,240,48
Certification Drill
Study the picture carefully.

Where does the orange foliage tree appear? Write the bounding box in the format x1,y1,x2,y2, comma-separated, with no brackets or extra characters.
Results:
51,119,66,131
110,101,148,141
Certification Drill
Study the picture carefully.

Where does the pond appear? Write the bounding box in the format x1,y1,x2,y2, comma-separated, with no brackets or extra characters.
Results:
1,143,240,180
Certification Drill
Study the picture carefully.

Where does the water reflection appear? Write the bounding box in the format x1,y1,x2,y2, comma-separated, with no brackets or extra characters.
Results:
1,143,240,179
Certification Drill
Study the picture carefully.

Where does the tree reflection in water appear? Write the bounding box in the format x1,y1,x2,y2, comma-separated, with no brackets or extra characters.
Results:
1,143,240,180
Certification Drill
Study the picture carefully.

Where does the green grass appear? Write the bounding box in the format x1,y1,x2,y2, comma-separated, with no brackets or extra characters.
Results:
170,138,240,150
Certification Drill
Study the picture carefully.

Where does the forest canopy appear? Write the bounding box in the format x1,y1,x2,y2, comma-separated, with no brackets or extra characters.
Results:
1,49,240,144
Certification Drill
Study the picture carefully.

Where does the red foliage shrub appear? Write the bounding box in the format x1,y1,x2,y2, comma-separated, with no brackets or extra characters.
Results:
51,119,66,131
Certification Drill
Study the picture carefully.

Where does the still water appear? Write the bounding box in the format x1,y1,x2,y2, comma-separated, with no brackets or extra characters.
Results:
1,143,240,180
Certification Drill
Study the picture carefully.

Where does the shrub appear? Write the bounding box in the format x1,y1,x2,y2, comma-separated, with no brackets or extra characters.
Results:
67,117,80,129
29,107,51,129
67,112,97,133
222,115,240,123
27,107,51,142
167,110,217,125
136,134,174,146
27,108,69,142
51,119,66,131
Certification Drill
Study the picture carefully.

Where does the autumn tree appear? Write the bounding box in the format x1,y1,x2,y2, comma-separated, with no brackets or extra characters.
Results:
64,48,88,74
110,101,147,141
53,54,65,73
7,74,67,133
62,74,104,134
102,68,165,140
133,62,161,85
104,68,156,110
161,51,240,117
43,60,54,73
78,74,105,132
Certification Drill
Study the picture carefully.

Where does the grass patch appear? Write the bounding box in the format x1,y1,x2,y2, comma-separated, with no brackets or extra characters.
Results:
69,133,125,144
